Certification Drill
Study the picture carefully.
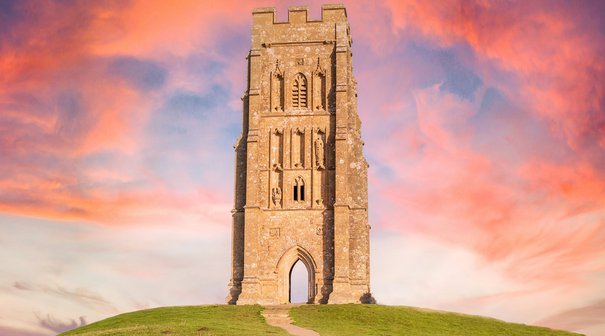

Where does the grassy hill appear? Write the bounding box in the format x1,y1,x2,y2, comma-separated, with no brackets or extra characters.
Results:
60,304,582,336
290,305,581,336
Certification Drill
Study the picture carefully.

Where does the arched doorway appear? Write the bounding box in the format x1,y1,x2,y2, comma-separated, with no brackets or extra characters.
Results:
289,259,309,303
276,246,317,304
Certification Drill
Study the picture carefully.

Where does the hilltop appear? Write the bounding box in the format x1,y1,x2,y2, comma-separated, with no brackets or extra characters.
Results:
60,304,581,336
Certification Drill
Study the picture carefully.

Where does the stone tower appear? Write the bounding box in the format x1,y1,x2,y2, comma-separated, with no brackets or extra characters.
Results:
227,4,372,305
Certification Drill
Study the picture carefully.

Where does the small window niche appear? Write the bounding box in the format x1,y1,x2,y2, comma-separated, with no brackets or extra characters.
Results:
293,176,305,203
271,60,284,112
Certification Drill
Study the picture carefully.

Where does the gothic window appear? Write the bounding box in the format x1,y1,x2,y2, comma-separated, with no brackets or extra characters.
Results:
292,73,308,108
293,176,305,202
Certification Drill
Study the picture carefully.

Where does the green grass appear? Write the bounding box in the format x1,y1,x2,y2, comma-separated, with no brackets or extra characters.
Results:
59,305,288,336
60,304,582,336
289,304,582,336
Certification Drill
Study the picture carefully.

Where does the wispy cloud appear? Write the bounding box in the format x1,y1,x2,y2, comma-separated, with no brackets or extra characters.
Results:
1,1,604,335
538,299,605,333
36,314,86,334
13,282,113,309
0,325,48,336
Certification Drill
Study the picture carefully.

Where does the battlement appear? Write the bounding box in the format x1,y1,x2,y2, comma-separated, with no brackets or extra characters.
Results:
252,4,347,25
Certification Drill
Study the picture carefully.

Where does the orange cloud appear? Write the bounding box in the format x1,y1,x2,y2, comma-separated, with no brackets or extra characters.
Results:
0,0,248,224
383,0,605,149
373,79,605,288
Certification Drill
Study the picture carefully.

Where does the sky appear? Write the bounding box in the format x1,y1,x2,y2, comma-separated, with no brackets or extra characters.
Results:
0,0,604,335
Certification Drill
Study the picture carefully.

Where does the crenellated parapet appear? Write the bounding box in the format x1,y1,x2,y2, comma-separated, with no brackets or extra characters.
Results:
252,5,347,25
251,5,351,51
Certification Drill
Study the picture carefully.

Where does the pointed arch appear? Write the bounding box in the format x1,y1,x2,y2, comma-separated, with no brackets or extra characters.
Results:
289,260,309,303
292,73,308,108
275,245,317,303
271,61,284,112
293,176,305,202
291,128,305,168
313,58,327,111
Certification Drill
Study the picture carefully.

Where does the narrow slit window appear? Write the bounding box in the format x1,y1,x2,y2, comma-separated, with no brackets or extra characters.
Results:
293,176,305,203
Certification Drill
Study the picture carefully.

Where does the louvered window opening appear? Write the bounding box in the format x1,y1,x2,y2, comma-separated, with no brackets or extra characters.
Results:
292,74,308,108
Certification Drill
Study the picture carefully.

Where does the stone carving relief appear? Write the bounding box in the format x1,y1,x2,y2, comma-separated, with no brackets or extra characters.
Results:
272,187,282,207
270,127,284,209
312,127,327,208
315,135,325,170
271,60,284,112
269,228,280,238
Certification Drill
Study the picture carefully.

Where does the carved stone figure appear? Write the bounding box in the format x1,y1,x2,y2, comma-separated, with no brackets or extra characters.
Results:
272,187,282,207
315,136,325,169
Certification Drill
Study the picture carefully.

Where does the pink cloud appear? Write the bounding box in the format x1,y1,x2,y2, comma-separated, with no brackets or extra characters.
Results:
1,1,604,335
538,299,605,335
346,0,602,279
0,0,245,224
382,0,605,149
